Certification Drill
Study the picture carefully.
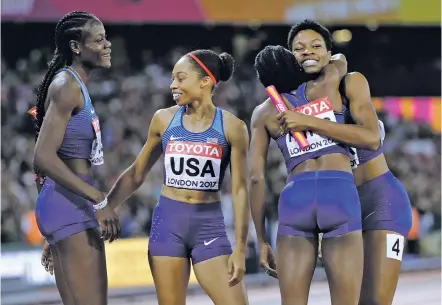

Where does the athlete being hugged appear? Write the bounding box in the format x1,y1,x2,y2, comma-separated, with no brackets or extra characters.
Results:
252,42,369,305
107,49,250,305
282,19,412,305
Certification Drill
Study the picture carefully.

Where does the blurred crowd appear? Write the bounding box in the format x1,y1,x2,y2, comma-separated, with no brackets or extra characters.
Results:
1,37,440,257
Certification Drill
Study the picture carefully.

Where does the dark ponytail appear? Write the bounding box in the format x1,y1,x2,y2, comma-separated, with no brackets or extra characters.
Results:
34,51,66,141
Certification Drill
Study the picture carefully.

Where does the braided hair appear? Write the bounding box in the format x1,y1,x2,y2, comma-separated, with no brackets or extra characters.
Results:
254,45,306,93
33,11,98,189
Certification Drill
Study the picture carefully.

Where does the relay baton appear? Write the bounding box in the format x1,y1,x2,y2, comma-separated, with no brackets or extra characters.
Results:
265,85,309,149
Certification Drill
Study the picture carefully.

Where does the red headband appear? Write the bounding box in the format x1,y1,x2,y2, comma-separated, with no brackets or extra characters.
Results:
187,53,217,85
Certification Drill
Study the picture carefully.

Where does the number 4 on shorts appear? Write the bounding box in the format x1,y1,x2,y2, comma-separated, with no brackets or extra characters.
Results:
386,234,405,261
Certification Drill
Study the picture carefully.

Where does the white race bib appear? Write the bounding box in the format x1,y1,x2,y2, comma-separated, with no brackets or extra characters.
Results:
286,98,338,157
164,141,222,191
379,119,386,143
386,233,405,261
90,117,104,165
349,147,359,169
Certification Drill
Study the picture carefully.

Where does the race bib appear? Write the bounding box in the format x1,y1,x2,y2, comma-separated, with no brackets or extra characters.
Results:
164,141,222,191
90,117,104,165
349,147,359,169
286,98,338,157
386,233,405,261
379,119,386,143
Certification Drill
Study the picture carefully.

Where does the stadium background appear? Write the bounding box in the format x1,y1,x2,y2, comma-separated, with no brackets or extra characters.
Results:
1,0,441,304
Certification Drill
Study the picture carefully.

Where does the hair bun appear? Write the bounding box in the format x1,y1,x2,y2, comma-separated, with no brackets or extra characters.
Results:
218,52,235,82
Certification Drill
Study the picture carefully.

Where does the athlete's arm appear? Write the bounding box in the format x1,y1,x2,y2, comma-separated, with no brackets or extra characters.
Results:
310,72,379,149
107,110,164,210
316,54,347,91
249,104,271,243
225,114,250,286
278,72,379,150
227,115,251,252
33,75,104,203
318,54,347,87
330,53,347,78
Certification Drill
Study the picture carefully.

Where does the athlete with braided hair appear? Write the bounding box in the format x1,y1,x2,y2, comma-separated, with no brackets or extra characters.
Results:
30,11,118,304
251,45,366,305
285,20,412,305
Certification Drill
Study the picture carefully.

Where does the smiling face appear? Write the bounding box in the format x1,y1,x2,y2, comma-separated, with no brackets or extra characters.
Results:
170,56,211,106
72,19,112,69
291,29,331,74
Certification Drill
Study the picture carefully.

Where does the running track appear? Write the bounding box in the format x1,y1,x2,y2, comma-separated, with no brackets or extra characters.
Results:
108,271,441,305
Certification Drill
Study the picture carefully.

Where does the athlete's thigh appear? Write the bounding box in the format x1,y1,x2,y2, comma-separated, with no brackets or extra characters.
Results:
360,230,404,305
192,255,248,305
148,255,191,305
51,228,107,305
321,231,363,305
276,235,318,305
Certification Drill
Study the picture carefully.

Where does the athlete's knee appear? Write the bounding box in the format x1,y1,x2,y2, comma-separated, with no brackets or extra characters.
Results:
214,290,249,305
359,291,390,305
359,298,383,305
157,294,186,305
280,295,308,305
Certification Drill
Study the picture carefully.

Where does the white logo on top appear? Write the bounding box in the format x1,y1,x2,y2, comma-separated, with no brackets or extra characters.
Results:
170,135,183,141
204,238,218,246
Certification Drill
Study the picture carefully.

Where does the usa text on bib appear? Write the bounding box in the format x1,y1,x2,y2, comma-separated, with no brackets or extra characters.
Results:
164,141,222,191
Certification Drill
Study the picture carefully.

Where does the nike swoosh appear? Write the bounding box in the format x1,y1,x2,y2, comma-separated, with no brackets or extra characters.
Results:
170,136,182,141
363,211,376,221
91,109,95,114
203,238,218,246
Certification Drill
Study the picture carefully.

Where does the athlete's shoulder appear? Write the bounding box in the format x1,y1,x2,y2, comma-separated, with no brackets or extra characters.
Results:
254,98,274,114
149,106,180,134
251,98,275,123
165,105,181,113
49,72,81,96
220,109,246,129
220,109,248,142
47,72,82,108
342,72,370,96
153,105,179,120
344,71,368,86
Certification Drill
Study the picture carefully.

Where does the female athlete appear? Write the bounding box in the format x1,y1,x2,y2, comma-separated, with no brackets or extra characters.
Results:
284,20,412,305
33,11,119,305
106,49,250,305
251,42,378,304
